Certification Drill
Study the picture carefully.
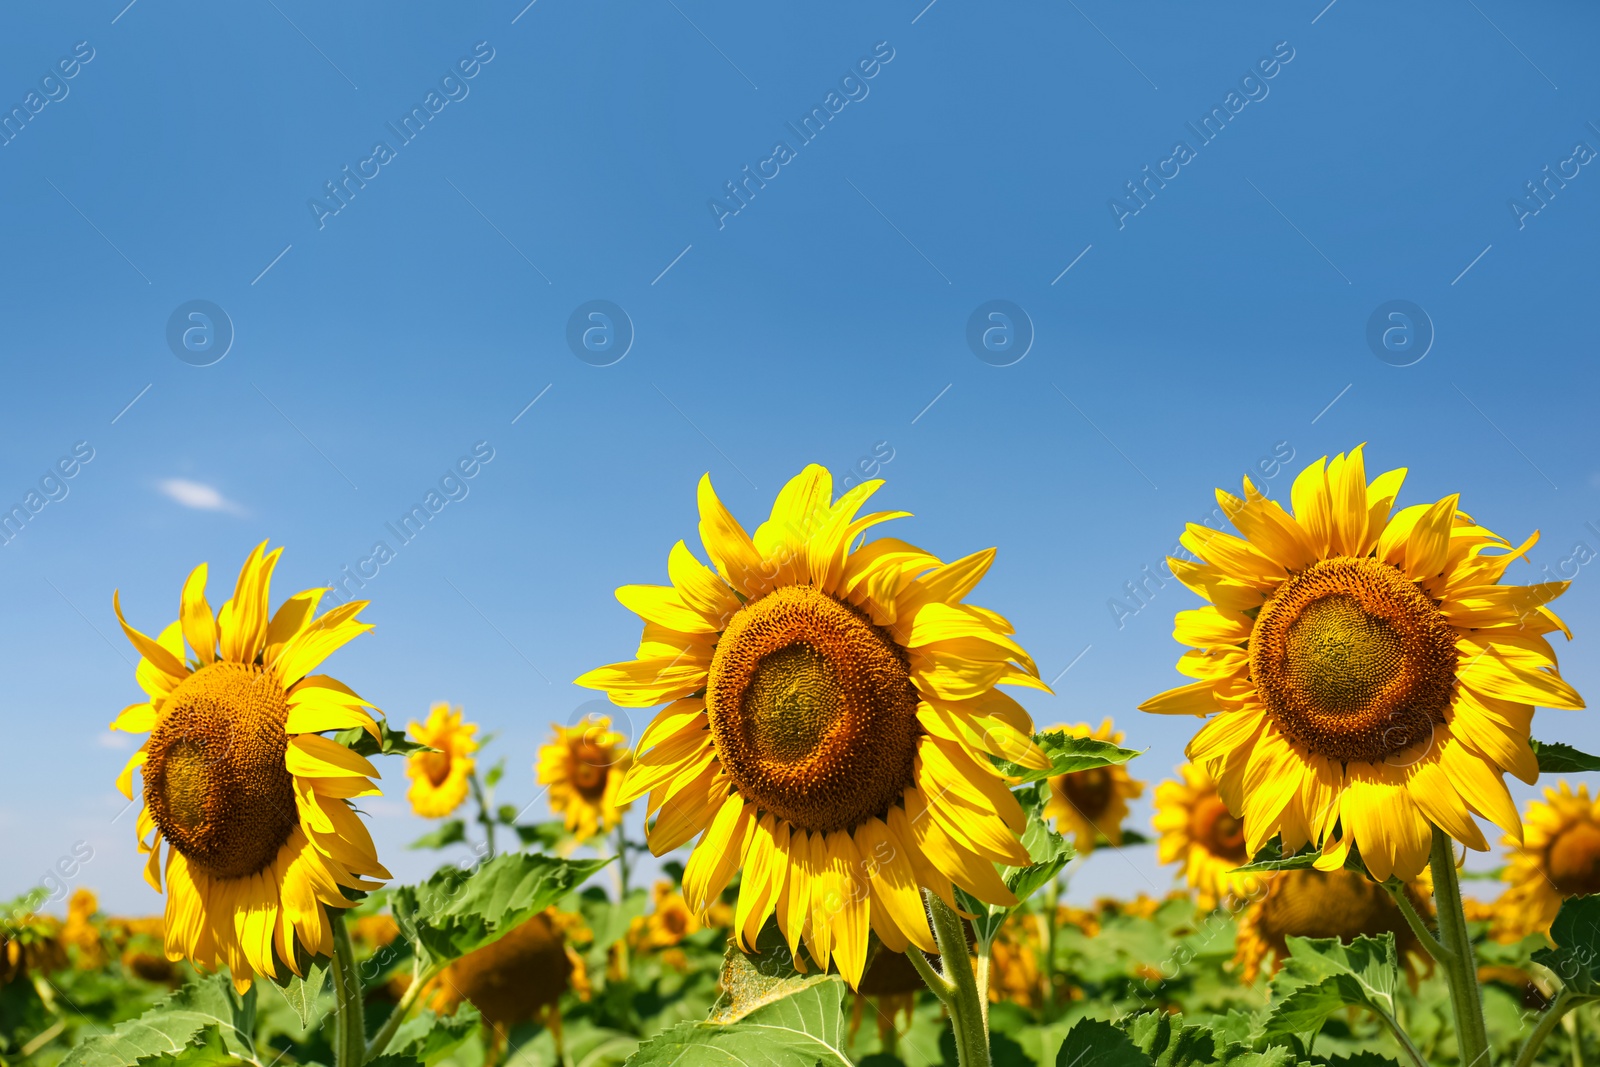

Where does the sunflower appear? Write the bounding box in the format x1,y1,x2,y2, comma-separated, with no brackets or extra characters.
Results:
1495,780,1600,942
62,888,105,969
1140,445,1584,882
110,541,392,992
1153,762,1261,910
630,880,701,952
405,703,478,818
537,715,633,842
1043,719,1143,853
987,916,1043,1010
576,464,1049,988
1234,868,1429,984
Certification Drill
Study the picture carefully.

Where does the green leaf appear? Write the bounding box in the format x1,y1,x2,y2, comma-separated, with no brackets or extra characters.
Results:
408,820,467,850
968,780,1076,942
485,758,506,790
390,851,610,969
337,716,429,757
1233,836,1367,877
495,804,519,826
627,978,851,1066
388,1003,482,1064
1263,934,1400,1042
274,958,329,1029
1323,1055,1406,1067
998,731,1141,784
710,919,827,1023
1532,894,1600,993
514,821,569,850
1128,1011,1220,1067
1053,1017,1150,1067
60,975,255,1067
136,1026,236,1067
1531,739,1600,774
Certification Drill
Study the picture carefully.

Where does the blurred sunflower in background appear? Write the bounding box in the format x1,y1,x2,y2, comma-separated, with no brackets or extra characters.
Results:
577,464,1048,987
406,702,478,818
1043,718,1143,853
1141,445,1583,881
1153,762,1261,910
1234,868,1431,984
1495,780,1600,942
110,541,391,991
426,908,590,1065
537,715,632,843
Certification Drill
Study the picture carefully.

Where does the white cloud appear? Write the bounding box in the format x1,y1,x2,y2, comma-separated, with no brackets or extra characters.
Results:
158,478,245,516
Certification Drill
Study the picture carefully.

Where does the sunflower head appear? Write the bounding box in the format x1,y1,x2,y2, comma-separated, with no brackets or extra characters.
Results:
630,880,702,952
405,703,478,819
537,714,632,843
1152,762,1260,910
110,540,392,991
1140,446,1584,882
1495,781,1600,942
1234,868,1429,984
427,910,587,1034
1043,719,1144,853
576,464,1049,989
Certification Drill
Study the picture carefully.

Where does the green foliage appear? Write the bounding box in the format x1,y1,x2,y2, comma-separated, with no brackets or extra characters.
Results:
1530,739,1600,773
1533,894,1600,993
336,716,431,757
390,851,610,969
1263,935,1401,1043
998,731,1141,784
59,975,257,1067
134,1025,237,1067
272,958,329,1030
407,819,467,850
626,977,852,1066
965,780,1075,944
387,1003,483,1064
1232,836,1367,878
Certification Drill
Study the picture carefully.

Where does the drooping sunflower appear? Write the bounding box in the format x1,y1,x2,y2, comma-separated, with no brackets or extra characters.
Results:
1140,445,1584,882
575,464,1049,987
1153,762,1261,910
537,715,633,842
1234,868,1430,984
1043,718,1143,853
1495,780,1600,942
406,703,478,818
110,541,391,991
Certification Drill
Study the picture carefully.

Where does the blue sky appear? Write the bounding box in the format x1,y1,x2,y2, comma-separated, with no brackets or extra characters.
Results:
4,0,1599,914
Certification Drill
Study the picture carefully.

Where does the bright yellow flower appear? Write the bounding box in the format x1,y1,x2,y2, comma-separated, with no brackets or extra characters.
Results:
576,464,1049,989
537,715,632,842
630,880,701,952
1495,780,1600,942
1141,446,1583,882
110,540,391,992
62,888,105,969
1043,719,1143,853
1153,762,1261,910
405,703,478,818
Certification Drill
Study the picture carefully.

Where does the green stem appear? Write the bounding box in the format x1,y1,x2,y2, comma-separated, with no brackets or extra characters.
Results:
927,893,991,1067
615,821,631,899
1384,880,1452,965
1429,827,1490,1067
468,772,497,860
1043,874,1060,1007
1513,991,1598,1067
906,939,956,1005
1375,1007,1434,1067
366,959,446,1062
330,910,367,1067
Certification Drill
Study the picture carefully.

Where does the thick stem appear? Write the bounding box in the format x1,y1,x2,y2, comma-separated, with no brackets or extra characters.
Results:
366,959,445,1061
330,910,367,1067
1384,880,1452,965
927,893,991,1067
1042,874,1061,1007
1429,827,1490,1067
469,772,497,860
905,939,956,1006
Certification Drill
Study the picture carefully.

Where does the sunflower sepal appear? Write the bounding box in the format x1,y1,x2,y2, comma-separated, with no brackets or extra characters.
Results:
1531,739,1600,774
337,717,431,758
994,730,1140,785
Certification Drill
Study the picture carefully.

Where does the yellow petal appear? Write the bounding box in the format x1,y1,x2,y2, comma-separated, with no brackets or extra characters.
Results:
179,563,218,666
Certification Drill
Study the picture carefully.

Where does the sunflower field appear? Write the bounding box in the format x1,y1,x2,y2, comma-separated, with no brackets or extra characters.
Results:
8,451,1600,1067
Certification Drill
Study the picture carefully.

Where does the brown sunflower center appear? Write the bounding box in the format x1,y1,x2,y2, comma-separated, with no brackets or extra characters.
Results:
569,741,611,798
1060,768,1114,820
1258,869,1406,950
143,661,298,880
418,749,453,787
1250,556,1458,764
1547,821,1600,896
1190,793,1247,862
706,584,919,833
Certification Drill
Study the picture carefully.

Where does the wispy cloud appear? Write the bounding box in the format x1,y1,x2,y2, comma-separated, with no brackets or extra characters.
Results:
157,478,246,516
